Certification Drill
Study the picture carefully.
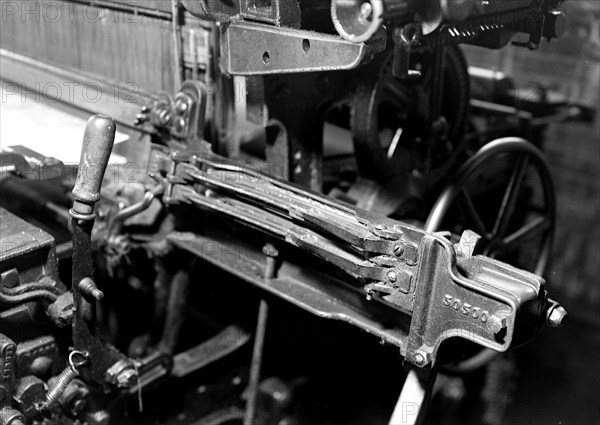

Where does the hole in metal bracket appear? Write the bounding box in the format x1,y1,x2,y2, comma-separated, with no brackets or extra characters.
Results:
302,39,311,53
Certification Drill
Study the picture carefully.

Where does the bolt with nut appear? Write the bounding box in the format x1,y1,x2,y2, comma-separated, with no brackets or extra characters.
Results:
414,352,430,367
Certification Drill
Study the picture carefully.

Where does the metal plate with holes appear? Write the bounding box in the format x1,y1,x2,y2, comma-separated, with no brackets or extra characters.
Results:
221,21,384,75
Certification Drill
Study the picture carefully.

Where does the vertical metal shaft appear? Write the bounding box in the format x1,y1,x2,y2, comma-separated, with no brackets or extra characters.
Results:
388,369,438,425
244,299,269,425
71,115,116,351
244,243,278,425
172,0,184,89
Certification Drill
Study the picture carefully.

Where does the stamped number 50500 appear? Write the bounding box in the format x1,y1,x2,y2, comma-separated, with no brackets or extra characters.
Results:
443,295,489,323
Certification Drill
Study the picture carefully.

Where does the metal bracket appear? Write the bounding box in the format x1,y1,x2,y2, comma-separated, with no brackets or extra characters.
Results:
405,235,547,368
136,81,207,148
221,21,385,75
142,144,562,368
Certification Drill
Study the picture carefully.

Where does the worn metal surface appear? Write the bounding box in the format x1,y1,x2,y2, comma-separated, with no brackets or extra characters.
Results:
221,21,384,75
244,299,269,425
263,72,348,189
69,115,132,389
136,81,207,149
168,230,411,349
0,208,58,285
0,147,64,183
183,0,301,26
171,325,250,378
151,140,562,366
406,234,546,367
240,0,301,27
181,0,240,21
0,50,156,129
0,1,578,423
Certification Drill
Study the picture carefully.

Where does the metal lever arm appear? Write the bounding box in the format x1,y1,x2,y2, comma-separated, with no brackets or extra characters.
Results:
70,115,134,388
175,154,420,262
157,146,565,367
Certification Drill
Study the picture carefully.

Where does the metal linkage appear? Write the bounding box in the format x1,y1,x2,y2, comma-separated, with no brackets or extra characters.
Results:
149,144,565,367
135,81,207,148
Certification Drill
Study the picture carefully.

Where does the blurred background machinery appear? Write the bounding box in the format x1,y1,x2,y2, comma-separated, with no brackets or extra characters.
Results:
0,1,598,424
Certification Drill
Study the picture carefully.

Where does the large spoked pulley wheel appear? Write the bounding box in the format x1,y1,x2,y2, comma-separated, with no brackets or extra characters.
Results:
426,137,556,374
426,137,556,277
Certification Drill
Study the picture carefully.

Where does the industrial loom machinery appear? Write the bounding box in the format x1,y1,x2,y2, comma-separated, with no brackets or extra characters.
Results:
1,0,587,424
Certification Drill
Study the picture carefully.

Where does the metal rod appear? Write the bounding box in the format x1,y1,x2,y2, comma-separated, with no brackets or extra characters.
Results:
67,0,173,20
172,0,184,90
388,369,437,425
244,242,278,425
244,299,269,425
191,29,200,81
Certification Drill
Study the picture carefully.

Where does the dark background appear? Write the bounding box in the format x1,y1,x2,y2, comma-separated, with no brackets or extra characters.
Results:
464,1,600,423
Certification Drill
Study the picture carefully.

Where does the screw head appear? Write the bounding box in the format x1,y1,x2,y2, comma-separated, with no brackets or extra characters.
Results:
393,244,404,257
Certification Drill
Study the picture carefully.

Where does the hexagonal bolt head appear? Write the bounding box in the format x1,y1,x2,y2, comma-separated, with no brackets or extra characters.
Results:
47,292,74,328
487,315,507,335
414,353,425,365
106,360,137,389
547,305,568,328
116,369,137,389
414,352,430,367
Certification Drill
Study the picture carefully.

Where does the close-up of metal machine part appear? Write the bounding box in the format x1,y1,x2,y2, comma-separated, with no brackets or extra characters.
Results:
0,0,596,424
